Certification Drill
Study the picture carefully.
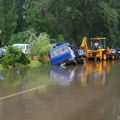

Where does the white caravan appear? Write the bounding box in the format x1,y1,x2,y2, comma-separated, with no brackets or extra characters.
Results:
12,44,32,54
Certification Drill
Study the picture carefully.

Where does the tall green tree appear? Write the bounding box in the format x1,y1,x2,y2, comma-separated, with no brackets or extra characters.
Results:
0,0,18,44
26,0,58,38
109,0,120,47
48,0,118,45
16,0,28,32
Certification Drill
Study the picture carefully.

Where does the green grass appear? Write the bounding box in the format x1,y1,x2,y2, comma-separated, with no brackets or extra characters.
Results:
0,64,3,71
0,60,42,71
28,60,41,68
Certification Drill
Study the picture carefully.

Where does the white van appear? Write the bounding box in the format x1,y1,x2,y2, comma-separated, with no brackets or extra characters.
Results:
12,44,32,54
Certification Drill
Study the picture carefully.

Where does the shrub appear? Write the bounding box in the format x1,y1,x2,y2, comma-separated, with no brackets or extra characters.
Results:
1,46,30,68
19,53,30,65
2,55,16,68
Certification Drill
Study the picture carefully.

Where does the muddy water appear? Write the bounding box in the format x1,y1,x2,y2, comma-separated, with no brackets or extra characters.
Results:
0,61,120,120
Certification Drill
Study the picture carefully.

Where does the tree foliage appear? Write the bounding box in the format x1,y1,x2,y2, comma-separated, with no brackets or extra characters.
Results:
48,0,118,45
0,0,18,44
1,0,120,47
30,32,54,62
2,46,30,68
25,0,58,38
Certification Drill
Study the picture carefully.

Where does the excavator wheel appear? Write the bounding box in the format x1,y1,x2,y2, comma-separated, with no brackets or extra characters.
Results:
102,53,107,60
112,55,115,60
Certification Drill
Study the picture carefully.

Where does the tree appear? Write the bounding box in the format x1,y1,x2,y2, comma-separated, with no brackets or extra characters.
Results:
0,0,18,44
30,32,54,62
48,0,118,45
9,28,37,44
16,0,28,32
25,0,58,38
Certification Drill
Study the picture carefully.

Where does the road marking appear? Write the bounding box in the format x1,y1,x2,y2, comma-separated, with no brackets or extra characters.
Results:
0,85,47,101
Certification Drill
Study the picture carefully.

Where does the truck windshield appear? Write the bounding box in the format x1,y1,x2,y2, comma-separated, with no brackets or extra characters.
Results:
50,45,69,58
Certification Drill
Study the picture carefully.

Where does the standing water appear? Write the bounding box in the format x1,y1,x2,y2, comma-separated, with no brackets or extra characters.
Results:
0,61,120,120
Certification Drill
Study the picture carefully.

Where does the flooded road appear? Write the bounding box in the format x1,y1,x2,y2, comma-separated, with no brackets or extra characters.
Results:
0,61,120,120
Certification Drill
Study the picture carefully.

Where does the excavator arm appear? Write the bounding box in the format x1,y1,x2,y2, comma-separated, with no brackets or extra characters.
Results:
80,37,89,52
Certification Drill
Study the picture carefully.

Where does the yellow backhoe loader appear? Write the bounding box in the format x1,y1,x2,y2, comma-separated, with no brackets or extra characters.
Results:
80,37,115,60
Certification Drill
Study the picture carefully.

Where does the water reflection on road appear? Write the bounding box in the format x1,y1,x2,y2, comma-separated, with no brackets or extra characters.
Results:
50,61,113,87
0,61,120,120
50,65,76,86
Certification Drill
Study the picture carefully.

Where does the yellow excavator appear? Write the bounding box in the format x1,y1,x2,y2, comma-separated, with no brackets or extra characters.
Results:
80,37,115,60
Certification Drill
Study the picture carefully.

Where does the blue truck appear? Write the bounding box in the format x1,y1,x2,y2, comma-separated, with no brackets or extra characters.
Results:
49,42,85,65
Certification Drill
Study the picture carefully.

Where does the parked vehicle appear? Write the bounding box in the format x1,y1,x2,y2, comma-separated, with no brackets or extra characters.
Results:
116,49,120,59
12,44,32,54
49,42,85,65
0,48,6,59
108,48,120,59
110,49,117,55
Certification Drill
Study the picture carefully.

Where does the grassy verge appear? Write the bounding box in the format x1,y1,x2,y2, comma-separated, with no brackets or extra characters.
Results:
0,64,3,71
28,60,41,68
0,60,42,71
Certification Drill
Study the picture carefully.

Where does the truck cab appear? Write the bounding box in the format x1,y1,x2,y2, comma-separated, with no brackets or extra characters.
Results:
49,42,85,65
50,43,76,65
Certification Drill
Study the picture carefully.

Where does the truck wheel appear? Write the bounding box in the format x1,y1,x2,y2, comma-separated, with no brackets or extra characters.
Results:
102,54,107,60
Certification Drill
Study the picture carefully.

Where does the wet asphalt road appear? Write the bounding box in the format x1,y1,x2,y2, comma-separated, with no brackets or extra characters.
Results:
0,61,120,120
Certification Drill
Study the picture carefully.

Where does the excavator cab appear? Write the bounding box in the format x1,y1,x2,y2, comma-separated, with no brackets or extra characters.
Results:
90,37,106,50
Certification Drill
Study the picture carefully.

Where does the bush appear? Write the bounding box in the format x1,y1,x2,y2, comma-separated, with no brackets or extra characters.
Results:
30,33,55,62
1,46,30,68
2,55,16,68
19,53,30,65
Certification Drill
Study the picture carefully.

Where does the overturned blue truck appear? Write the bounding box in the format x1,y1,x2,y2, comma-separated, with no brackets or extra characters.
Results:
49,42,86,66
